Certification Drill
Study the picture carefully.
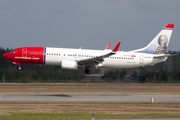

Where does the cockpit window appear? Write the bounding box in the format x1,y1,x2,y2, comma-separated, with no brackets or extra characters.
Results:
10,51,17,53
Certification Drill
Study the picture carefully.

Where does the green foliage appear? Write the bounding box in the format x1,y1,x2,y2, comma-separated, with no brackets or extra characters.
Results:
120,69,127,79
123,78,132,83
145,71,168,83
101,69,127,81
2,112,180,120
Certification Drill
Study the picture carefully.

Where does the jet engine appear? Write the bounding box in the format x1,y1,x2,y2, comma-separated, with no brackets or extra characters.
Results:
61,60,78,70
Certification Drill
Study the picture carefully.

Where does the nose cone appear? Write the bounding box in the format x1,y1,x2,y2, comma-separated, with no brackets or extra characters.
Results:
3,53,9,60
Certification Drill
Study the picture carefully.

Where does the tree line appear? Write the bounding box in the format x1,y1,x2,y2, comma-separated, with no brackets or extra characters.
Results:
0,47,180,83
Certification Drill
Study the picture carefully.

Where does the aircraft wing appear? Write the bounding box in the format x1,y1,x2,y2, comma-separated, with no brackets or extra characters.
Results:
78,42,121,67
153,54,177,58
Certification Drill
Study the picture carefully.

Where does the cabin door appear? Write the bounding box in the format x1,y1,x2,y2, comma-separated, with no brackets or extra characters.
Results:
22,48,27,57
139,55,144,64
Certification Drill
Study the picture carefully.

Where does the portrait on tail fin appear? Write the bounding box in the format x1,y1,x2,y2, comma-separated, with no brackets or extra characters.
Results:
155,35,168,54
129,24,174,55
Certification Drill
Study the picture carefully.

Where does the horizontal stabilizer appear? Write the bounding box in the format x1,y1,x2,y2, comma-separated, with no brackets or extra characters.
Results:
153,54,177,58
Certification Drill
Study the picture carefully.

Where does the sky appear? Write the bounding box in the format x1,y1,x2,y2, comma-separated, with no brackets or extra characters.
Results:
0,0,180,51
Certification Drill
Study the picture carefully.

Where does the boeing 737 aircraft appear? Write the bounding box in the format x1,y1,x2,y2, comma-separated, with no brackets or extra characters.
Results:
3,24,175,74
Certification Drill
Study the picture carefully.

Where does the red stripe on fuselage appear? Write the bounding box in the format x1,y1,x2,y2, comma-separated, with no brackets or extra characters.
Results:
10,47,44,64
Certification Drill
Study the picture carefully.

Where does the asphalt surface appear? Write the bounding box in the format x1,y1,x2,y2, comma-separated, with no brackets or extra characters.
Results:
0,94,180,103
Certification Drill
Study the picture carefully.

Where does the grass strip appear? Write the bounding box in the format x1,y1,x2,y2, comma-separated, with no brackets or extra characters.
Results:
0,112,180,120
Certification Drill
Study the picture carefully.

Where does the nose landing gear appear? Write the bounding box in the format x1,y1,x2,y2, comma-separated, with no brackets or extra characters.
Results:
12,62,21,70
18,65,21,70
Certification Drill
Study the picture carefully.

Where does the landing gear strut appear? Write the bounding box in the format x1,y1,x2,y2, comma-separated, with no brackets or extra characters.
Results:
12,62,21,70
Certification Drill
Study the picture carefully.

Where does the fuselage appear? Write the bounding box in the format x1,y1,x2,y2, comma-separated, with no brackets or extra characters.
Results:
3,47,166,69
2,24,174,74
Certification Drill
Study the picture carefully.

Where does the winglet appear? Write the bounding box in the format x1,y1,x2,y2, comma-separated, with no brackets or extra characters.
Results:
105,43,111,50
112,42,121,53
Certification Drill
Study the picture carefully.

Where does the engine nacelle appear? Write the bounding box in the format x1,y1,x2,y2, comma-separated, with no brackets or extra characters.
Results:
61,60,78,70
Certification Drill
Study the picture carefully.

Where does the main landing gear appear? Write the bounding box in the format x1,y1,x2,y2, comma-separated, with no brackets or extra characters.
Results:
85,68,91,74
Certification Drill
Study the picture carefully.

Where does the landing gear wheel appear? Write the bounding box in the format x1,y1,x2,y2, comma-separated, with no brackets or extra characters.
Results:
18,66,21,70
85,68,90,74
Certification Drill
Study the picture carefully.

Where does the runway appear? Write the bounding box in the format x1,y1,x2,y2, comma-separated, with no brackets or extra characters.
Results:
0,94,180,103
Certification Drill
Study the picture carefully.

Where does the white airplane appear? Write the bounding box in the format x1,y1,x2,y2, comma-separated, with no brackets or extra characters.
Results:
3,24,175,74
